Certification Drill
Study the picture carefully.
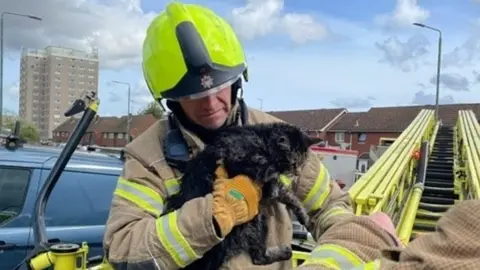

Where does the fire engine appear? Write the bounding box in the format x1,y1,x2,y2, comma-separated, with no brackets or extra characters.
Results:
311,145,359,190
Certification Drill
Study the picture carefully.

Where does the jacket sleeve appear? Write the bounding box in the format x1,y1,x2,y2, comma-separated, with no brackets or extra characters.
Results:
103,154,223,270
293,149,355,239
293,199,480,270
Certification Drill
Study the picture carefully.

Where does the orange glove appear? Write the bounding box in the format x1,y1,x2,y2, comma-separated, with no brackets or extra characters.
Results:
212,165,262,237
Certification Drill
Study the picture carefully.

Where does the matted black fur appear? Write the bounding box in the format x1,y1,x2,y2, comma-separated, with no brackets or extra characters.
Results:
163,122,315,270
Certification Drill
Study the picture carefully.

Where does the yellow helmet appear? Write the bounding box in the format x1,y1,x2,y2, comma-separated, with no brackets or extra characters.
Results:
142,2,249,101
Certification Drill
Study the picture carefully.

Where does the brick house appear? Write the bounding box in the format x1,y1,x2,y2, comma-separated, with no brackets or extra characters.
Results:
52,114,158,147
325,103,480,155
323,103,480,173
52,103,480,152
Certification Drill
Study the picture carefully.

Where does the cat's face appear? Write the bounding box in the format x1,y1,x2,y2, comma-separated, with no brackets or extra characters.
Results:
265,123,315,175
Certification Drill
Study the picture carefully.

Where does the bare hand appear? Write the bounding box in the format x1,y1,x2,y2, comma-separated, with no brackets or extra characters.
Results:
368,212,403,246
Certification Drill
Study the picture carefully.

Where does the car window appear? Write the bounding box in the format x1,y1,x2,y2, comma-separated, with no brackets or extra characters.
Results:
0,167,32,225
45,171,117,226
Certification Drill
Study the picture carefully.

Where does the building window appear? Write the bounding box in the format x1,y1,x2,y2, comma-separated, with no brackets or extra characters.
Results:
335,132,344,142
358,133,367,143
361,164,366,173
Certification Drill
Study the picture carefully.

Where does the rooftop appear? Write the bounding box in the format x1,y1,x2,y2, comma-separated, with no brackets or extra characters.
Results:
328,103,480,132
52,103,480,137
22,46,99,61
267,108,347,131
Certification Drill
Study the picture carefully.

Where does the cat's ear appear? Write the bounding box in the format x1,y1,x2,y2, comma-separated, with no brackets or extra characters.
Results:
301,132,316,148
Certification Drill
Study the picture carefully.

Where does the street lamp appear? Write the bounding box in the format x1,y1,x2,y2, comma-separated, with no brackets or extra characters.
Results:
413,22,442,121
257,98,263,111
110,80,132,143
0,12,42,131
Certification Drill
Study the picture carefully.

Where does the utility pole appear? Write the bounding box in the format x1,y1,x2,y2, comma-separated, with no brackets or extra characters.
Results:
0,12,41,131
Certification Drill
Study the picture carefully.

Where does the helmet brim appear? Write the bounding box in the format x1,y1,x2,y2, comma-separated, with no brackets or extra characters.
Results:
159,63,245,101
167,74,240,101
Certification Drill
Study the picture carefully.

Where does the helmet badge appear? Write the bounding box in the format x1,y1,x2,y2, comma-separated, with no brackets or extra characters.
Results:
200,75,214,89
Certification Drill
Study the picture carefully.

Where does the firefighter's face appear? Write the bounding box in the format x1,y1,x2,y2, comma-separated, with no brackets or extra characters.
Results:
179,86,232,129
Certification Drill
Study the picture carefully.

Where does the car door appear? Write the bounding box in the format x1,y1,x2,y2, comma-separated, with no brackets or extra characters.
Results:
0,166,41,270
35,169,118,259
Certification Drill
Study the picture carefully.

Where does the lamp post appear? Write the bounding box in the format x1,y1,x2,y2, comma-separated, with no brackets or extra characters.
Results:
413,22,442,121
257,98,263,111
0,12,42,131
111,80,131,143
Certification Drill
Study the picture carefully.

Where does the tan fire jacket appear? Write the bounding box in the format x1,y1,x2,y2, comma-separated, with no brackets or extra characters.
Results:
293,199,480,270
103,104,353,270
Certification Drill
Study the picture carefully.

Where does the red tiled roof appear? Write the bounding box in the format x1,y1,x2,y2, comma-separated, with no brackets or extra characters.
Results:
328,103,480,132
54,103,480,136
266,108,347,131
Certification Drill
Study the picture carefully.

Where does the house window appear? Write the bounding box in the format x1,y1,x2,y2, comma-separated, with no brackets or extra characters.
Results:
335,132,344,142
358,133,367,143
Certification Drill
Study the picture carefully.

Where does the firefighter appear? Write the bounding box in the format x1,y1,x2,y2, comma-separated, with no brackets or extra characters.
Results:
291,199,480,269
102,2,353,269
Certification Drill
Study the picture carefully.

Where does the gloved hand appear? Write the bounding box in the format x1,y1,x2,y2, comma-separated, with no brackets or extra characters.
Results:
212,165,262,237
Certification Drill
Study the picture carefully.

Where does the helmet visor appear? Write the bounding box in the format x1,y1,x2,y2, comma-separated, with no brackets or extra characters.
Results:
167,75,240,101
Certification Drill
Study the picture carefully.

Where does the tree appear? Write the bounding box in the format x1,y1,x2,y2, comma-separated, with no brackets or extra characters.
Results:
3,115,40,142
139,101,164,119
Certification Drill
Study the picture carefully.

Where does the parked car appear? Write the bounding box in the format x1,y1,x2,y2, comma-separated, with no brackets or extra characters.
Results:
0,145,123,270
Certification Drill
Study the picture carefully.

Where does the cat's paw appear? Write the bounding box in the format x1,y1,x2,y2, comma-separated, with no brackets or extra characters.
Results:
251,246,293,265
295,208,310,226
266,245,292,261
298,212,310,226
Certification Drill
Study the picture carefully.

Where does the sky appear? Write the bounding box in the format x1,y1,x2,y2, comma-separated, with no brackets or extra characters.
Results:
1,0,480,117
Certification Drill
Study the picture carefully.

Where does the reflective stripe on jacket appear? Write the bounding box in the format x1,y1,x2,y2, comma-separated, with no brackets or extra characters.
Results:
301,244,381,270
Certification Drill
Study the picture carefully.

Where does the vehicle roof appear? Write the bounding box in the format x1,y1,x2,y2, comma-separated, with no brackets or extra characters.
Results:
0,145,123,174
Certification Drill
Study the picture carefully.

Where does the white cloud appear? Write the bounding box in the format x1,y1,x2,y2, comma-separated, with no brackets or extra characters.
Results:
375,0,430,29
0,0,156,69
282,13,329,44
429,73,472,92
331,96,376,109
230,0,329,43
412,90,455,105
371,0,434,73
5,81,19,101
442,34,480,69
2,81,20,114
375,34,431,72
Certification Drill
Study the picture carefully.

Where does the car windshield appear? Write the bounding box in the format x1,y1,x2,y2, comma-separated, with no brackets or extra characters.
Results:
0,167,31,225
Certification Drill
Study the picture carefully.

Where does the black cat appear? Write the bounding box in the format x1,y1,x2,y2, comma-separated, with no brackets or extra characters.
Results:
163,122,315,270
